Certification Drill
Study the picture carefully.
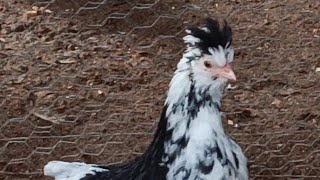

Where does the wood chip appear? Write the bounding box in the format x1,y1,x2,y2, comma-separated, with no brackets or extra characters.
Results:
34,90,53,98
277,144,284,148
271,98,282,108
227,120,234,125
44,9,53,14
32,6,39,11
23,11,38,19
57,59,77,64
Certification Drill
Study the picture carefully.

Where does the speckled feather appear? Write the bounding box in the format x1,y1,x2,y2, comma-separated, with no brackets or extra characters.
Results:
44,17,248,180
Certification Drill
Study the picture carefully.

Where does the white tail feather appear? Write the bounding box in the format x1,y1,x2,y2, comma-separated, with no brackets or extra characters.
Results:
44,161,108,180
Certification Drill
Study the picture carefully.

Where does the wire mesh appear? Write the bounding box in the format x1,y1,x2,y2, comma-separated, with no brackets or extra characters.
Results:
0,0,319,179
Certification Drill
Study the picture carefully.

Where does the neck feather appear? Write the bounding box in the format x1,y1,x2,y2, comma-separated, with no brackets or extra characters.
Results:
137,60,227,174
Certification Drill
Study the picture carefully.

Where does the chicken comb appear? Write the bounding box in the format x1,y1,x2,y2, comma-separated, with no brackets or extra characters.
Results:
185,17,232,54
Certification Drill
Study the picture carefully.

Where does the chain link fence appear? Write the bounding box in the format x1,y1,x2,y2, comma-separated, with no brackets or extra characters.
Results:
0,0,319,179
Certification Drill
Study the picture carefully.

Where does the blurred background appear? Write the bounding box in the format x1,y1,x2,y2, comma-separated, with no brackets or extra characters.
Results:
0,0,319,179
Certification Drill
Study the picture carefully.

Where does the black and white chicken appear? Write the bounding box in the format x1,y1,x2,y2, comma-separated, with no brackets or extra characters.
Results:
44,17,248,180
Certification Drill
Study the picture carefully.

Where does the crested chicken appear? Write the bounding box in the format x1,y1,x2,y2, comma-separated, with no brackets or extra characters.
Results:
44,17,248,180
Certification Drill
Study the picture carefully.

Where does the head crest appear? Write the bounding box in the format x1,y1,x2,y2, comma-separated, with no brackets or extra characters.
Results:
185,18,232,54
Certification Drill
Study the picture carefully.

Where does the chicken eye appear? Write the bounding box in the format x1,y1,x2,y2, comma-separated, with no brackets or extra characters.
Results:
204,61,213,68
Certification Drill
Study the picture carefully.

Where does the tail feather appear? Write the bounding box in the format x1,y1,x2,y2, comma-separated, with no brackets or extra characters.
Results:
44,161,108,180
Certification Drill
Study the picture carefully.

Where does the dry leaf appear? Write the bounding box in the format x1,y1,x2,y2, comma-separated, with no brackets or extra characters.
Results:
32,111,63,124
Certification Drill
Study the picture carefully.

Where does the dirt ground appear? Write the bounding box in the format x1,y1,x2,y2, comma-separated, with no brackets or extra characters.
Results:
0,0,319,179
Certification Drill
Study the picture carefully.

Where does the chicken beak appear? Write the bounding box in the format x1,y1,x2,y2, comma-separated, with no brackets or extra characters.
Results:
216,65,237,81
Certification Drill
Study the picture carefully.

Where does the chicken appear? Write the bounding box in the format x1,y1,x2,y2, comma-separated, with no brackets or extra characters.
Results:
44,17,248,180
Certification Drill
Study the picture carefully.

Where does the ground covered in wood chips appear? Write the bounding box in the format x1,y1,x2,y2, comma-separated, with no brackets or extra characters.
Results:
0,0,319,179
